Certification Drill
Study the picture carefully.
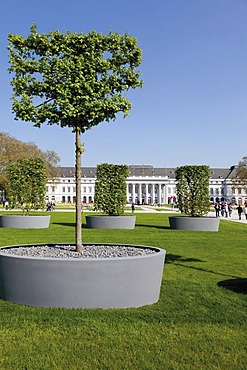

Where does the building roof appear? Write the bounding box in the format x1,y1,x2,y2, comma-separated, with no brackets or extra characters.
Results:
58,165,237,179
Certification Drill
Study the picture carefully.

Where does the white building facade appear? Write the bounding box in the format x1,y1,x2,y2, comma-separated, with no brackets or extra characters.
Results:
45,165,247,205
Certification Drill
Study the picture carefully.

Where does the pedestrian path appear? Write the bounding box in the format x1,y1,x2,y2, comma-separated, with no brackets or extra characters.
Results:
139,206,247,224
208,211,247,224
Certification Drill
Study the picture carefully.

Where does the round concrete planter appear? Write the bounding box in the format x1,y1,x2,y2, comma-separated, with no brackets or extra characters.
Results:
0,215,51,229
0,243,165,309
0,215,50,229
86,215,136,229
169,216,220,231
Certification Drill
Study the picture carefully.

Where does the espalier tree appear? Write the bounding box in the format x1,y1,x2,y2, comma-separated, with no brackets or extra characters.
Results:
94,163,129,216
8,24,143,252
7,157,47,213
175,165,210,217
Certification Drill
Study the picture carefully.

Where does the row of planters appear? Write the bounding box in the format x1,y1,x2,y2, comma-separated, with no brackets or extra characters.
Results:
1,161,219,232
0,26,218,310
88,163,219,232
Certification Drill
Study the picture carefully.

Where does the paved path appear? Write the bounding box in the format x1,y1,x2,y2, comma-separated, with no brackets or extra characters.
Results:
137,206,247,224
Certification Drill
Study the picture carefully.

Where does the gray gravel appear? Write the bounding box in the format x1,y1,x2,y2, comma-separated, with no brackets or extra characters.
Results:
0,244,157,259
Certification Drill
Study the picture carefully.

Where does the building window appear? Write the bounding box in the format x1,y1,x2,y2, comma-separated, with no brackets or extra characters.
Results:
62,187,65,193
52,186,55,192
68,187,71,193
238,188,242,195
89,187,92,193
73,187,76,193
83,186,87,193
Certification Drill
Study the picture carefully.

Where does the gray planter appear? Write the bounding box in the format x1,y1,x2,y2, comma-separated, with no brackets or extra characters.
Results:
0,244,165,309
169,216,220,231
86,215,136,229
0,215,50,228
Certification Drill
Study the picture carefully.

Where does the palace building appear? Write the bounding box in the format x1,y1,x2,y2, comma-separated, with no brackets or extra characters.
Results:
45,164,246,205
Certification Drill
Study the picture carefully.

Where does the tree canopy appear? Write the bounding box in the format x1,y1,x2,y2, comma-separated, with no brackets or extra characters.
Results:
94,163,129,216
234,156,247,188
8,24,143,131
7,157,47,213
0,131,60,192
175,165,210,217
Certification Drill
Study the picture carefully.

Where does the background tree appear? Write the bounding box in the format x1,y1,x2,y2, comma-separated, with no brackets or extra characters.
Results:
0,131,60,195
8,24,143,252
7,157,47,213
233,156,247,189
94,163,129,216
175,165,210,217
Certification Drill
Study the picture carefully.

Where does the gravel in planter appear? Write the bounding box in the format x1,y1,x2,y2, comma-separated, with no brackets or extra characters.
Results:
0,245,157,259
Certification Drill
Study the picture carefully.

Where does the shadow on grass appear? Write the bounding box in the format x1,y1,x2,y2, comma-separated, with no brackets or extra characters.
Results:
171,260,242,279
166,254,204,263
217,278,247,294
52,222,76,227
135,223,171,230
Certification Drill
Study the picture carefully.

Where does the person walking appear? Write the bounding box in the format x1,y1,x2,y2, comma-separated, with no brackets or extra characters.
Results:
243,204,247,220
228,203,233,217
237,204,243,220
224,202,228,218
131,202,135,213
220,202,225,217
214,203,220,217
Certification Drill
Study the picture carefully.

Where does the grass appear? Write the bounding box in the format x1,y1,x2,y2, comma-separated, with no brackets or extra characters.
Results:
0,211,246,370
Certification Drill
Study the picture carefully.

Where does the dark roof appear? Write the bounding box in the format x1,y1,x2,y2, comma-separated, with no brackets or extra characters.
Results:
58,165,237,179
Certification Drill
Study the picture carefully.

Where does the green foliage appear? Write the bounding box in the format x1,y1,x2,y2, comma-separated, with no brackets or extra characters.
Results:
233,156,247,189
0,131,60,193
7,157,47,213
176,165,210,217
8,24,143,131
94,163,129,216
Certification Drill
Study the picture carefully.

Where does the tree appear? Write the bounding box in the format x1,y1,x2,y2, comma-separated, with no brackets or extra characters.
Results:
233,156,247,189
0,131,60,194
8,24,143,252
7,157,47,213
175,165,210,217
94,163,129,216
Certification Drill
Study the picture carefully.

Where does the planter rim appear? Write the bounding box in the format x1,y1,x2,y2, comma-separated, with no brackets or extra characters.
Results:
86,215,135,217
169,216,217,219
0,214,49,217
0,243,164,262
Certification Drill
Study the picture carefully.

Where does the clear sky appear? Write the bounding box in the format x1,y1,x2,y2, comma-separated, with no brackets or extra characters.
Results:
1,0,246,169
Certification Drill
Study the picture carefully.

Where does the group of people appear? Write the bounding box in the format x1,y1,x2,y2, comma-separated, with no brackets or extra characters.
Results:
46,202,55,211
214,202,247,220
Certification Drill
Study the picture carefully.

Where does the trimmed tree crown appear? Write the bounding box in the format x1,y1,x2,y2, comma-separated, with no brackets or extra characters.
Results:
8,24,143,131
94,163,129,216
175,165,210,217
7,157,47,213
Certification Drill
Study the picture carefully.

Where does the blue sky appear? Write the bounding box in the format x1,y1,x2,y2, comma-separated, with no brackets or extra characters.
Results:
1,0,246,169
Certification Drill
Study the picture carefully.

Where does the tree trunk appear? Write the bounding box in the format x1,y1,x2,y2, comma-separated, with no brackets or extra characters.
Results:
75,126,82,253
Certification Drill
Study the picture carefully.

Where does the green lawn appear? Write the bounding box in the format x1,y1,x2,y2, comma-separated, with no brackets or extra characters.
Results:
0,212,246,370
